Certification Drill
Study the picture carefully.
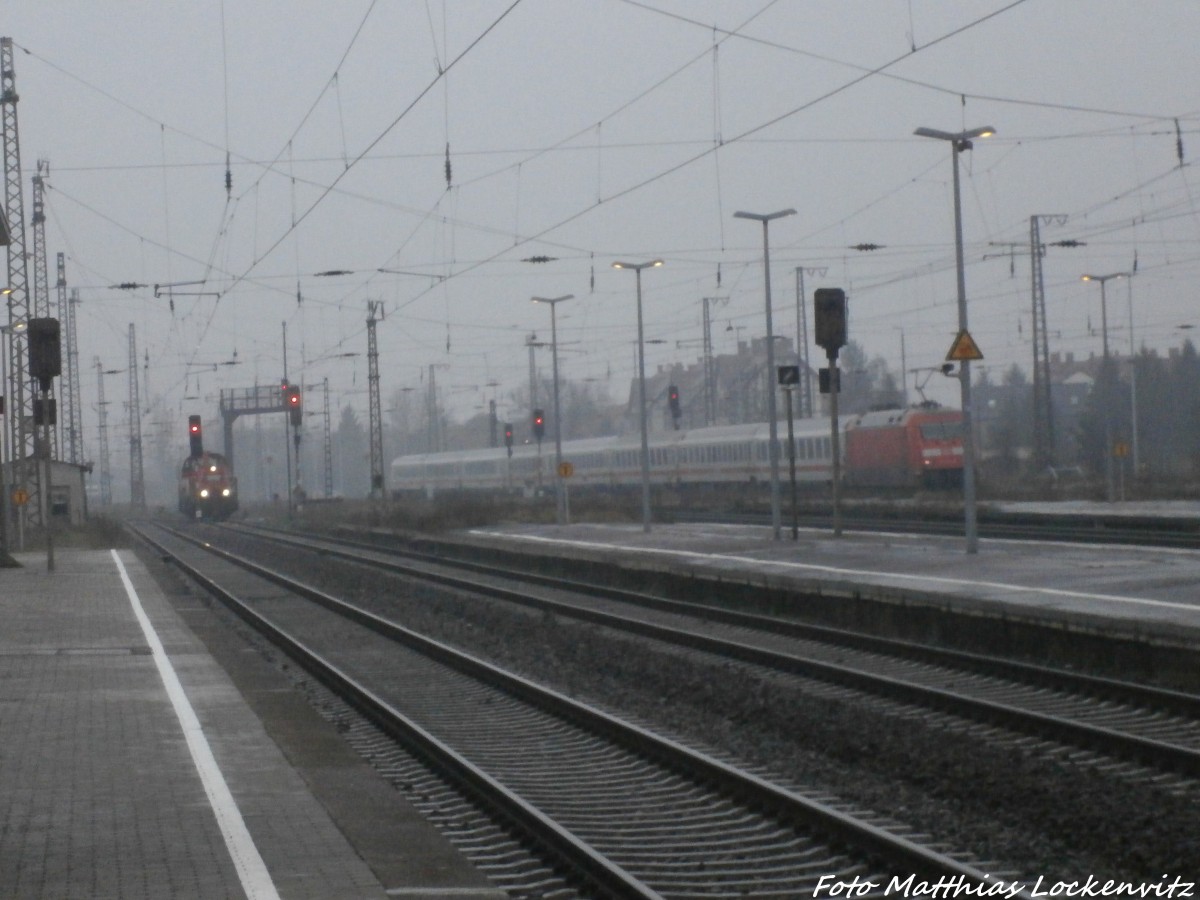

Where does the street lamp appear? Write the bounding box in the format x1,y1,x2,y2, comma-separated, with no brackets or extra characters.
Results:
914,125,995,554
531,294,573,525
612,259,663,533
1081,272,1129,502
734,208,796,540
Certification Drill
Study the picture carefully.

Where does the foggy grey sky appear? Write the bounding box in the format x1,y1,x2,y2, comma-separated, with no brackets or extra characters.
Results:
5,0,1200,439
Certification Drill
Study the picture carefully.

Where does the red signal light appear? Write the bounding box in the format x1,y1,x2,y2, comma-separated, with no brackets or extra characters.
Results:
286,386,303,426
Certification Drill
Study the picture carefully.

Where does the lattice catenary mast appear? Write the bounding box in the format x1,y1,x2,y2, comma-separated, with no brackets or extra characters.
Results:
128,324,145,509
58,255,83,465
2,36,41,522
29,160,58,467
366,300,385,500
95,358,113,508
322,377,333,498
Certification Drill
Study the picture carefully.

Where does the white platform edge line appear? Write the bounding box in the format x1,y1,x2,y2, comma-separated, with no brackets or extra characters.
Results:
110,549,281,900
469,530,1200,613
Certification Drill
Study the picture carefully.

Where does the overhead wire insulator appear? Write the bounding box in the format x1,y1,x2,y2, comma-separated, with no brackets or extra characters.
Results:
444,142,452,187
225,151,232,197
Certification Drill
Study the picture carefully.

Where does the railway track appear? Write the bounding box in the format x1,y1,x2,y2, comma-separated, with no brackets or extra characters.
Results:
226,521,1200,784
131,520,1017,899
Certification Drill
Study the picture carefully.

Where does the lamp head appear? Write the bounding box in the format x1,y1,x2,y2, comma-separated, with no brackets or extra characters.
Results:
914,125,996,148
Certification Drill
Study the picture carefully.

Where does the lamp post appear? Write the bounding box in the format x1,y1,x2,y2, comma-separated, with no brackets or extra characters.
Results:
914,125,994,554
531,294,573,525
612,259,663,533
1081,272,1128,503
734,208,796,541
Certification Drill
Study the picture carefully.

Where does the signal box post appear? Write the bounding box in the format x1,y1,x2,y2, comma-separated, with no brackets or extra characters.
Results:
28,317,61,571
778,366,801,540
814,288,847,537
503,423,514,491
532,409,545,494
188,415,204,458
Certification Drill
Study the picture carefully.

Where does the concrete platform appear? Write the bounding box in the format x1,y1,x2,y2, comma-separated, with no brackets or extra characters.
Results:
0,548,504,900
460,519,1200,651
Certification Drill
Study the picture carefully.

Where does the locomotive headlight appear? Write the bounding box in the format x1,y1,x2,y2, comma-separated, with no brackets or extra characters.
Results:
199,488,210,498
209,465,218,473
221,488,231,497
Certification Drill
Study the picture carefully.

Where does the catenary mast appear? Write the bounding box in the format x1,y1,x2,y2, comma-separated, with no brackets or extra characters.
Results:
128,324,145,509
2,36,42,524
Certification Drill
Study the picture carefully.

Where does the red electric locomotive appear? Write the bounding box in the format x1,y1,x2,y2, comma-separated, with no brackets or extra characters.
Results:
178,415,239,519
843,405,964,489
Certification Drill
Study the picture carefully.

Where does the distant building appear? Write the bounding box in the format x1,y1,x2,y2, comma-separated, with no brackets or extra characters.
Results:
1,460,89,528
628,336,814,434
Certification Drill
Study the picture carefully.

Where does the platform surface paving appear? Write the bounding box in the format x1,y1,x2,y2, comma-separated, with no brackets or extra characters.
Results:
0,548,504,900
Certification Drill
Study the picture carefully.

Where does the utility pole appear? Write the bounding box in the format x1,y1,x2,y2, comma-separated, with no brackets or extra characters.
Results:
794,267,826,418
322,377,333,498
1030,215,1075,468
702,297,727,426
128,324,145,509
3,37,41,525
30,161,58,508
428,363,440,452
59,262,83,465
30,161,50,318
95,358,113,508
366,300,385,500
988,217,1078,469
526,332,540,426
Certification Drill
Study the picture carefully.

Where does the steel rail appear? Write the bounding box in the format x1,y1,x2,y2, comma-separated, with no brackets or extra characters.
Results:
225,522,1200,777
137,521,1018,889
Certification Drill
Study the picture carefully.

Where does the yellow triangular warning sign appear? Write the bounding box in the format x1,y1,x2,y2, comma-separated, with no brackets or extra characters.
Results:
946,329,984,361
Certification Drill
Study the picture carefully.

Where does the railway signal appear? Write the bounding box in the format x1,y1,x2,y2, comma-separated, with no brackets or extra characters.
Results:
27,317,62,390
532,409,545,443
813,288,847,356
504,423,514,457
286,385,303,427
188,415,203,457
814,286,848,539
668,385,681,428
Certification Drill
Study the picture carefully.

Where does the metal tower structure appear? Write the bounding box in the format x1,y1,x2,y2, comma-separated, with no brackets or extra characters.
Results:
30,161,51,318
95,358,113,508
322,377,333,498
3,36,41,523
1029,215,1077,468
30,161,58,466
366,300,385,499
59,258,84,464
127,324,146,508
701,297,726,426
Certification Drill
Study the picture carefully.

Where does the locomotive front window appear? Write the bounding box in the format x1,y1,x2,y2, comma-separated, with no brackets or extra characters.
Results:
920,422,963,441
